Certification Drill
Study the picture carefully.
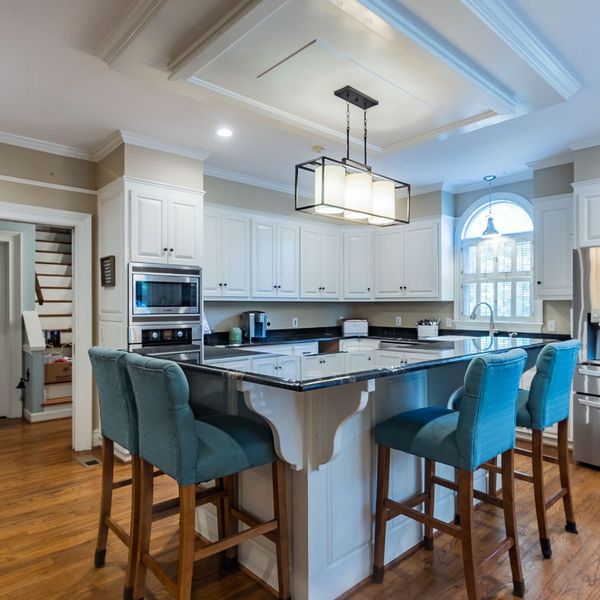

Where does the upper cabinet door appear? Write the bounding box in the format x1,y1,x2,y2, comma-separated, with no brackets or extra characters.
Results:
130,186,168,263
252,220,277,297
374,229,404,297
320,230,342,298
168,192,202,265
403,222,439,298
344,231,372,299
277,224,299,298
202,211,221,297
534,196,573,299
300,228,321,298
221,215,250,297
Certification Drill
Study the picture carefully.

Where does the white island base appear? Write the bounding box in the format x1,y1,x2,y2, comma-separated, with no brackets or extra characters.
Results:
192,363,491,600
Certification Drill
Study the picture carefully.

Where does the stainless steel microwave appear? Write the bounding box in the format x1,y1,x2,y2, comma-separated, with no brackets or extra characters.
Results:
129,263,201,317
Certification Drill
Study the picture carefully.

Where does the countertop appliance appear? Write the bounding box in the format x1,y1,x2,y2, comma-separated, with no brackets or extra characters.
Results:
241,311,267,340
572,247,600,466
128,263,203,357
342,319,369,337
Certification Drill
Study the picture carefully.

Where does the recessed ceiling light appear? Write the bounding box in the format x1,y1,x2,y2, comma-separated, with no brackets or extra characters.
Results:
216,128,233,138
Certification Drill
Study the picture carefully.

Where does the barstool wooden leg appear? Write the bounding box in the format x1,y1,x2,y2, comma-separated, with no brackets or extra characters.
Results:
487,457,498,497
558,419,578,534
372,445,391,583
176,484,197,600
95,436,114,568
423,459,435,550
222,475,238,569
123,455,141,600
532,430,552,558
501,450,525,597
453,468,461,526
457,469,479,600
273,460,291,600
133,459,154,600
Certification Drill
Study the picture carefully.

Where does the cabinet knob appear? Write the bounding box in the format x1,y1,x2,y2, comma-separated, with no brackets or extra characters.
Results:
163,247,168,252
169,248,174,253
273,284,277,289
223,283,227,287
537,281,542,285
367,287,370,291
218,283,222,287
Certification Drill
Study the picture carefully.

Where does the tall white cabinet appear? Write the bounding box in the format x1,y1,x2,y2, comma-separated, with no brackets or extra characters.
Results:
343,231,373,299
252,219,299,298
203,207,250,298
98,177,204,349
533,194,574,299
300,227,342,299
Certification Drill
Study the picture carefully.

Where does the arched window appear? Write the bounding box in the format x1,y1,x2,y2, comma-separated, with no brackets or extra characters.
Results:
460,198,534,323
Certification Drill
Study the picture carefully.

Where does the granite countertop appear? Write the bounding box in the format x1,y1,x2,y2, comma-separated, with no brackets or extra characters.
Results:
158,336,552,392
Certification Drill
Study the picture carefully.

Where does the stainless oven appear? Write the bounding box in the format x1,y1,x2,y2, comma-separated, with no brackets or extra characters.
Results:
129,263,201,318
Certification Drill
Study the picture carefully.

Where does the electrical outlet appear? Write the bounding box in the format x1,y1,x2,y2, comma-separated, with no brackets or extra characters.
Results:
292,317,299,328
547,319,556,332
395,316,402,327
446,318,453,329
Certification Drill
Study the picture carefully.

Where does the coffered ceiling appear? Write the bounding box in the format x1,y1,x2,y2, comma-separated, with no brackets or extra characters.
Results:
0,0,597,190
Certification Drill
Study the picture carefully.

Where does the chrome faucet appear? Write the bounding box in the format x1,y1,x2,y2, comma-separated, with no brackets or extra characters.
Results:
470,302,496,337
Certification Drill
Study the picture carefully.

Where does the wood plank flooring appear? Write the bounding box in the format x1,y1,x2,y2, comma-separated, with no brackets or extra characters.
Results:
1,418,599,599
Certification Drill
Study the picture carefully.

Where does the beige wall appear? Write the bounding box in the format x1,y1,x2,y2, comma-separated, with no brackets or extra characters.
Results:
0,143,96,190
96,145,125,189
204,301,351,332
542,300,572,335
454,179,533,217
533,163,573,198
124,145,203,190
348,301,454,329
574,146,600,182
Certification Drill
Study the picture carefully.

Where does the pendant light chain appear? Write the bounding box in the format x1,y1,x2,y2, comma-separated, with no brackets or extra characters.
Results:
488,178,492,215
346,102,350,160
363,109,368,165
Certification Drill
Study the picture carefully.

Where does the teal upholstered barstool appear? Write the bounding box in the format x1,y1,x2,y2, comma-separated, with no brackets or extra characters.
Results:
372,349,527,600
125,353,291,600
89,347,142,599
491,340,580,559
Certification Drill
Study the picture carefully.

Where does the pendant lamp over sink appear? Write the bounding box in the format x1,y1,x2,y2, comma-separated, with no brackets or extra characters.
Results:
481,175,500,237
295,86,410,225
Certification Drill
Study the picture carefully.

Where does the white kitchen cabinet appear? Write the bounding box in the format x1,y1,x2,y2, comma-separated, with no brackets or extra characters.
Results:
251,355,299,378
574,180,600,248
344,350,376,372
249,341,319,356
301,354,344,378
374,217,453,300
203,208,250,298
339,338,380,351
252,220,299,298
534,194,574,299
343,231,373,299
300,227,342,299
130,182,202,265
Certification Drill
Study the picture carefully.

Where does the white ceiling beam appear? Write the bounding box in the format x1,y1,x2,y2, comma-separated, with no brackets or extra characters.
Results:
169,0,290,81
461,0,580,100
355,0,517,114
96,0,167,65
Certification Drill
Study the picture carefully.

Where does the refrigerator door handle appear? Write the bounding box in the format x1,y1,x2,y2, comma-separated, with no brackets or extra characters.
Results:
576,367,600,377
577,395,600,409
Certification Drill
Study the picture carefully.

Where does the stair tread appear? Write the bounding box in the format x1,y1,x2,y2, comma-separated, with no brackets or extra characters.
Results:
42,396,72,406
36,249,72,255
36,238,71,244
40,286,72,290
39,313,72,317
35,261,73,265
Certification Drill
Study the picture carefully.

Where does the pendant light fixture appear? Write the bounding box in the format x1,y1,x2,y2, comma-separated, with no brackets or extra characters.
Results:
295,86,410,225
481,175,500,237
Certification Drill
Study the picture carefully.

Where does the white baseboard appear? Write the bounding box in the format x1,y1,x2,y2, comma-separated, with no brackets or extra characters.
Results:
24,406,72,423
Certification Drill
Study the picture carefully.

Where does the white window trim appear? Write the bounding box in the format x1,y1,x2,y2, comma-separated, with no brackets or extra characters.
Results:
453,193,543,333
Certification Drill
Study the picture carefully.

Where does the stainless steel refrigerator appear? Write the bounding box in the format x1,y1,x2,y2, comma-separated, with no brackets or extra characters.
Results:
572,247,600,466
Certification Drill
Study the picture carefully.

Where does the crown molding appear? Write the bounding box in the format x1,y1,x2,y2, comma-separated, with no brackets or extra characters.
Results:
526,152,573,171
96,0,166,65
204,165,295,195
93,130,211,163
0,130,92,161
411,182,444,196
449,170,532,195
356,0,517,114
570,135,600,152
461,0,580,100
572,177,600,190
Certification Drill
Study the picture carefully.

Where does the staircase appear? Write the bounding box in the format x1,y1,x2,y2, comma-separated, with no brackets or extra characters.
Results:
35,225,73,412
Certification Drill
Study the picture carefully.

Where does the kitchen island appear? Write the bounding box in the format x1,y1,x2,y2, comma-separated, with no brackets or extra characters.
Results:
157,336,549,599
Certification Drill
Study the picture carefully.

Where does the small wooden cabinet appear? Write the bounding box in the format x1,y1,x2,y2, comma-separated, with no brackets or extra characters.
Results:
534,194,574,299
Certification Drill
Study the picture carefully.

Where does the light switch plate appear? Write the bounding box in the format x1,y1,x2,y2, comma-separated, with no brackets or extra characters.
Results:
446,318,453,328
547,319,556,332
292,317,298,328
395,316,402,327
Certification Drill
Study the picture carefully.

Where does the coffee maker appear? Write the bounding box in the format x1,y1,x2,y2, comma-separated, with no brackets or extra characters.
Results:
240,311,268,340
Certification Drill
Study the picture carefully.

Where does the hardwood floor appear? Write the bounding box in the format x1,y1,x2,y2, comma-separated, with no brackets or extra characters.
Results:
1,418,599,599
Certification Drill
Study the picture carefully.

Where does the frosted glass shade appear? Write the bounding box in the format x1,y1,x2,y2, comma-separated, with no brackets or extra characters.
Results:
344,172,372,220
368,180,395,225
314,165,345,214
